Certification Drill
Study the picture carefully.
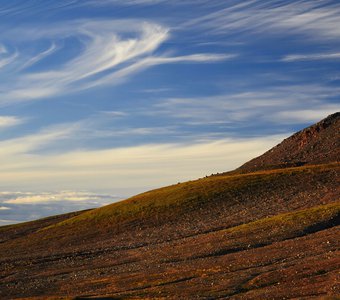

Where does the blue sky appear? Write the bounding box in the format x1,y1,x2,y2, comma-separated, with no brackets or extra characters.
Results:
0,0,340,224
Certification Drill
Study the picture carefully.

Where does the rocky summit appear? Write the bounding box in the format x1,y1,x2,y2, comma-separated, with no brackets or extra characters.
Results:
238,112,340,172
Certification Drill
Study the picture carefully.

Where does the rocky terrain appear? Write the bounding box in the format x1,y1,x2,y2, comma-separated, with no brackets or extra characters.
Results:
0,113,339,299
238,112,340,172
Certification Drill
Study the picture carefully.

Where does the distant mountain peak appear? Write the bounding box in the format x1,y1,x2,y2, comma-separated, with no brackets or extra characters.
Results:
238,112,340,172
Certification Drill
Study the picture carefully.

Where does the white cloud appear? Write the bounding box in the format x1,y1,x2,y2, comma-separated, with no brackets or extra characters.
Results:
82,53,233,89
102,111,128,117
0,191,122,225
141,87,173,93
184,0,340,40
85,0,197,6
0,20,168,104
267,108,340,124
0,132,284,194
0,51,18,69
0,116,24,129
20,42,59,70
0,19,233,106
0,122,79,155
150,53,235,63
150,86,340,125
0,219,20,226
282,52,340,62
0,0,78,17
88,0,166,5
2,191,120,204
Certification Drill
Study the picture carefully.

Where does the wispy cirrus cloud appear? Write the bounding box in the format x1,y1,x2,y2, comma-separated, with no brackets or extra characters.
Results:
82,53,233,90
19,42,59,70
151,85,340,125
0,0,78,17
184,0,340,40
282,52,340,62
85,0,203,6
0,51,18,69
0,19,231,106
0,122,80,156
0,116,24,129
0,20,168,104
87,0,166,5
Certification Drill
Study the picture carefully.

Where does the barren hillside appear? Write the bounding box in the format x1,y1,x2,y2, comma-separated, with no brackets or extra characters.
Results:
0,114,339,299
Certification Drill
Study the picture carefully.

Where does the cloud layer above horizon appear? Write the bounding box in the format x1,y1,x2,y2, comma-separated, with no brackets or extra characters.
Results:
0,0,339,224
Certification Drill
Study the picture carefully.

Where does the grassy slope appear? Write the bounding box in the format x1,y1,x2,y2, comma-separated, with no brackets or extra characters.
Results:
48,163,339,228
0,210,91,244
0,163,338,257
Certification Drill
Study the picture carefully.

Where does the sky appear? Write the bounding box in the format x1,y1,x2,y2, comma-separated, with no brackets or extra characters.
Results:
0,0,340,225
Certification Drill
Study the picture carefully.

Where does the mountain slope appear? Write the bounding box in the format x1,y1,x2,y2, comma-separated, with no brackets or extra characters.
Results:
0,113,339,299
238,112,340,172
2,163,338,256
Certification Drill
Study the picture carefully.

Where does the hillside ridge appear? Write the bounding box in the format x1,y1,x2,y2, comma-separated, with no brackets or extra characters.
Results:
238,112,340,172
